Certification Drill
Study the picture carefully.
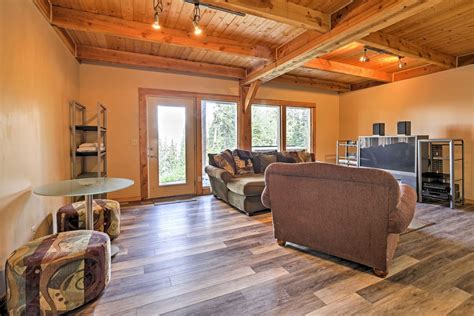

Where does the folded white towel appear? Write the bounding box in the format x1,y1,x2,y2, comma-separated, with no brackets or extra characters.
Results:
79,143,105,149
77,145,105,153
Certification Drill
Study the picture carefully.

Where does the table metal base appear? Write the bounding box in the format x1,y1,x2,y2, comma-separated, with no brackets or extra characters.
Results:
85,194,120,258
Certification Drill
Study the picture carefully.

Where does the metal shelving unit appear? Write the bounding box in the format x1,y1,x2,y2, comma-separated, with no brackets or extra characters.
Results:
336,140,358,167
70,101,108,181
417,139,464,209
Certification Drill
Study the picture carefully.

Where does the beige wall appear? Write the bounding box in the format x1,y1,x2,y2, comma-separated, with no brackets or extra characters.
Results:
340,65,474,200
79,64,340,200
0,0,79,268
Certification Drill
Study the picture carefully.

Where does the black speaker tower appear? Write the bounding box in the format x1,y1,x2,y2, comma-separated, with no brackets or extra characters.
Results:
372,123,385,136
397,121,411,135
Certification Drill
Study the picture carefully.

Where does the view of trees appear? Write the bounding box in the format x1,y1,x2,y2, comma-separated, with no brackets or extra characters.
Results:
202,101,238,186
251,106,311,151
286,107,311,151
205,102,237,156
251,105,280,151
159,135,186,184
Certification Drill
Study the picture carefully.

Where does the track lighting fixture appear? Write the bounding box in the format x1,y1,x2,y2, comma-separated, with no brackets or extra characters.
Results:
152,0,163,30
360,48,370,63
398,56,407,69
192,1,202,35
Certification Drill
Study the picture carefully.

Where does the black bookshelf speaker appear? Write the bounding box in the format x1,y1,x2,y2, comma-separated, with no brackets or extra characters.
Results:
397,121,411,135
373,123,385,136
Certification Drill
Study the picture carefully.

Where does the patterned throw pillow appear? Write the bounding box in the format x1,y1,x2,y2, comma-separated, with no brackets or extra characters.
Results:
252,153,277,173
233,155,254,175
232,149,254,175
214,149,236,175
282,150,307,163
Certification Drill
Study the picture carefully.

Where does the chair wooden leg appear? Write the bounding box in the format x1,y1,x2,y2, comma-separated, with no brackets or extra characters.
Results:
373,268,388,278
277,239,286,247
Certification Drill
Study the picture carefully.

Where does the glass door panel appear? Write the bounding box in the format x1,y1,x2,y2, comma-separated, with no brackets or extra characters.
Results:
147,96,196,198
158,106,186,185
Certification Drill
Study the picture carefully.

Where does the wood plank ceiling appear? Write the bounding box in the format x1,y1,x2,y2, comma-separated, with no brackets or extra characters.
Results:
35,0,474,93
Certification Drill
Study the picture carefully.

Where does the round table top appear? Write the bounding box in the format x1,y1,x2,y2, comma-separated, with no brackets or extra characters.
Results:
33,177,134,197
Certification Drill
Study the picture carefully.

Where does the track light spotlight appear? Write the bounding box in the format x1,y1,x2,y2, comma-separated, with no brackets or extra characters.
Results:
152,0,163,30
192,1,202,35
398,56,407,69
360,48,370,63
153,13,160,30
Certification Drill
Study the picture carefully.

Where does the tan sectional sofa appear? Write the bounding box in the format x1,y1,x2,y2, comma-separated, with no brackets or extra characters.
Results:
205,150,315,215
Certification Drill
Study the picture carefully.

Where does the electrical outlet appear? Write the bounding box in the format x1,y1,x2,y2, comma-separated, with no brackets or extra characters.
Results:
31,225,37,234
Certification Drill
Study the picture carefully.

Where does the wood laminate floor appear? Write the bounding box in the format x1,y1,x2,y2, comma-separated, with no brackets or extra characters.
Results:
76,196,474,316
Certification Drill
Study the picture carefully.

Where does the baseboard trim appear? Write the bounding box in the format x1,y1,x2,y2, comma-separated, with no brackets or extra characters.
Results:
111,196,142,203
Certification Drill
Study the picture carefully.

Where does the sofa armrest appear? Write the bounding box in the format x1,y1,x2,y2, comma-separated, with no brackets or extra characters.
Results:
205,165,233,184
388,184,417,234
261,186,271,209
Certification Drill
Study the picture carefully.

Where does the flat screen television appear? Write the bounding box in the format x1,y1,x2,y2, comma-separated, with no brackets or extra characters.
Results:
359,136,417,173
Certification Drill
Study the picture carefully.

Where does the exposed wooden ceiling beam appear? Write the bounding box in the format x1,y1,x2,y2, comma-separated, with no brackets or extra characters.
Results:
51,6,273,60
242,0,443,85
199,0,330,32
270,75,351,92
304,58,392,82
359,31,456,68
76,46,246,79
457,54,474,67
393,64,446,82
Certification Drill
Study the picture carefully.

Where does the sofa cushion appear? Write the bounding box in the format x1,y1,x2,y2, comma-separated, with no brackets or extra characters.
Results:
282,150,309,163
252,153,277,173
226,174,265,196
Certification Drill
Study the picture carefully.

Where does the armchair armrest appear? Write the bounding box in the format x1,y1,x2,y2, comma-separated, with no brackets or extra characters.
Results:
388,184,417,233
205,165,233,184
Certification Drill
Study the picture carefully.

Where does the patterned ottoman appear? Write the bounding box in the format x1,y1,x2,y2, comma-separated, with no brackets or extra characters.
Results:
57,199,121,240
5,230,111,315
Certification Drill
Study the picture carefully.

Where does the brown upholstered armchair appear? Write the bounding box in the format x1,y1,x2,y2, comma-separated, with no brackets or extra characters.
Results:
261,162,417,277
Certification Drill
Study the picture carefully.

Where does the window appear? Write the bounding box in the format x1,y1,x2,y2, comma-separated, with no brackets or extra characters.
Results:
251,105,281,152
201,100,238,186
251,103,314,153
286,107,312,151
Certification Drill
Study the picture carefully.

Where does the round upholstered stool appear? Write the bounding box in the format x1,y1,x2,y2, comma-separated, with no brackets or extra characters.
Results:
5,230,111,315
57,199,121,240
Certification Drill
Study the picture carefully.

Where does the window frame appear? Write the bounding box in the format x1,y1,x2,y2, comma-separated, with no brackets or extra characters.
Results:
250,98,316,154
